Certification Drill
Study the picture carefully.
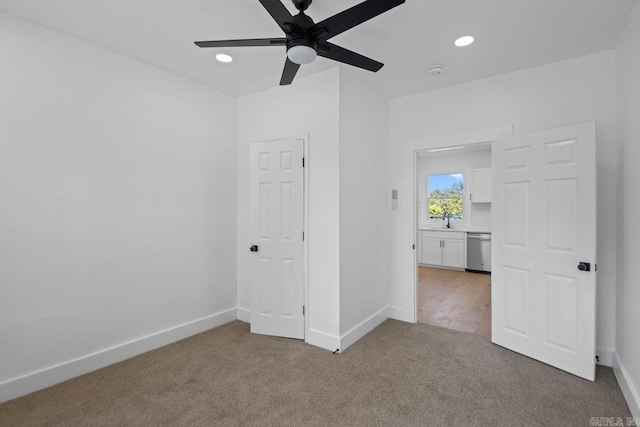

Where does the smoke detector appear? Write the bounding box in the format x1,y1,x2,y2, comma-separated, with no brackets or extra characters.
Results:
427,65,443,76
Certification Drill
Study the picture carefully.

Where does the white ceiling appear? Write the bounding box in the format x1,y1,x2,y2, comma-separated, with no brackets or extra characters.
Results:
0,0,635,99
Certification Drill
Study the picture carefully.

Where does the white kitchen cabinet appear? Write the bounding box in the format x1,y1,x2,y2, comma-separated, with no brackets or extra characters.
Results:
421,235,443,265
419,230,465,268
442,238,465,268
470,168,492,203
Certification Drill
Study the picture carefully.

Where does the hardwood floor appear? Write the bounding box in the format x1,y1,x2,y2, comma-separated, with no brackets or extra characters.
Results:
417,266,491,337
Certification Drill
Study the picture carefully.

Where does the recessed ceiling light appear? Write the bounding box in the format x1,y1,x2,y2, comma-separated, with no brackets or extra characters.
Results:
216,53,233,63
454,36,475,47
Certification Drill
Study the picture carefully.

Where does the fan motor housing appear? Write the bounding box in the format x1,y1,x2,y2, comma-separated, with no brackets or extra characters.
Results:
286,37,317,52
291,12,314,30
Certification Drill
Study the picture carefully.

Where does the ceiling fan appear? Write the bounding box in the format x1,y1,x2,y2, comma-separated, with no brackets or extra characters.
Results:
194,0,405,85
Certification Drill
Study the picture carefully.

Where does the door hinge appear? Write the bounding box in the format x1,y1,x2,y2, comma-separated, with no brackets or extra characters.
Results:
303,305,305,315
302,157,305,167
413,244,415,250
303,231,305,241
595,264,598,271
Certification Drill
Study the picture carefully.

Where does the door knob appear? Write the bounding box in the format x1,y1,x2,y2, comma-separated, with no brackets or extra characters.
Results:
577,262,590,272
250,245,259,252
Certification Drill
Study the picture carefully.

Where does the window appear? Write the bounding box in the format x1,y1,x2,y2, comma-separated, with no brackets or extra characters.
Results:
427,173,465,221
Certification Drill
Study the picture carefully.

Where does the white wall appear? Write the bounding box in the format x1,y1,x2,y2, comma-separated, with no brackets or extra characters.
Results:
387,52,618,356
0,13,238,401
237,69,341,349
338,70,389,339
615,1,640,416
417,150,492,230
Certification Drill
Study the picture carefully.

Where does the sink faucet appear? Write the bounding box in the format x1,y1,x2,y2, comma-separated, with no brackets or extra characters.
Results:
443,211,451,228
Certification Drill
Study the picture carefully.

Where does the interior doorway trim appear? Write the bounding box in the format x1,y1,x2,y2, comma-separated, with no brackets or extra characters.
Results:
396,125,513,324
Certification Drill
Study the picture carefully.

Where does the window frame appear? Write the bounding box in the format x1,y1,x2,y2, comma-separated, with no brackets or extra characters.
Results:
418,168,471,228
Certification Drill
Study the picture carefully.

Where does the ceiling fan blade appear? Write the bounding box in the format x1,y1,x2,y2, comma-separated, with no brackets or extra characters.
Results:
195,38,286,48
280,58,301,85
308,0,404,41
317,42,383,72
259,0,295,33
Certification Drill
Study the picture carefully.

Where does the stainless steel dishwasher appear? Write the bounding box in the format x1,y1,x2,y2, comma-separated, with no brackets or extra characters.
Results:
466,232,491,273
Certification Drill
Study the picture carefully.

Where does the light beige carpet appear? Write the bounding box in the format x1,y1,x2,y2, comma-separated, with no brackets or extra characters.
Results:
0,320,630,426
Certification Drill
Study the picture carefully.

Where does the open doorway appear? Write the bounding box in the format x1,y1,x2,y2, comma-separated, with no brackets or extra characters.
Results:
415,143,492,337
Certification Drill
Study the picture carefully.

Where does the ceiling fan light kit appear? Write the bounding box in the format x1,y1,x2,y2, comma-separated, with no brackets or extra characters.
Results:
195,0,405,85
287,44,317,64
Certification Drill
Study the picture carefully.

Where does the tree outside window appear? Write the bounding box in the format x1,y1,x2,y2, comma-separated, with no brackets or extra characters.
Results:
428,173,464,220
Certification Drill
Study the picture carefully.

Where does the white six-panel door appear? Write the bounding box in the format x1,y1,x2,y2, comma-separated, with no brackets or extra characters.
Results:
249,139,305,340
491,123,597,381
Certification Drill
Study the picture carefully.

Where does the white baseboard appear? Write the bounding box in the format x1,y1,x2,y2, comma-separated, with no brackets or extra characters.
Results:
613,352,640,418
236,308,342,353
306,328,340,352
388,305,413,323
596,347,614,367
239,306,388,353
340,306,388,352
236,306,250,323
0,307,237,403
